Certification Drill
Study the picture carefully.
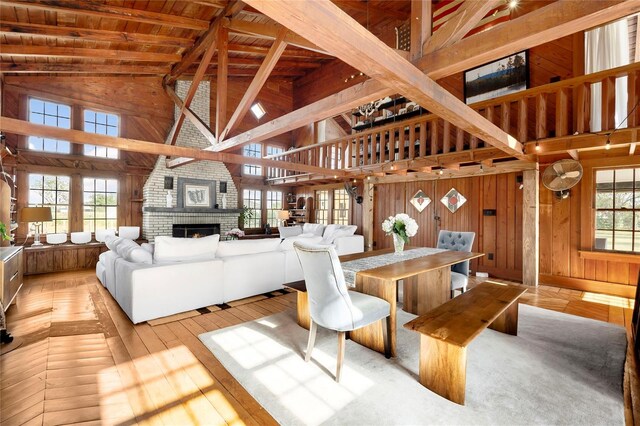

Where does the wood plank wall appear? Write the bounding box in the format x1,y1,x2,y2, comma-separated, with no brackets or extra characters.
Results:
2,76,174,238
539,155,640,297
369,173,524,281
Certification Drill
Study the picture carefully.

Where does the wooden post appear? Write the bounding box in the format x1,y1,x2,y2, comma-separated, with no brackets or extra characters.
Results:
362,181,374,251
522,169,539,287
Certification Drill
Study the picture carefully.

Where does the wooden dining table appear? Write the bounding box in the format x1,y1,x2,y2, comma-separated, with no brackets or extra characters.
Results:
287,247,484,358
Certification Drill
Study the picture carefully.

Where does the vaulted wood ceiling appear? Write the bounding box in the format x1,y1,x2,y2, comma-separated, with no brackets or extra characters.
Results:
0,0,409,79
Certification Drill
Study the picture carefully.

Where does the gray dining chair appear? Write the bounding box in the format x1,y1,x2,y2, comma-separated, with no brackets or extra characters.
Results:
293,241,391,382
436,230,476,298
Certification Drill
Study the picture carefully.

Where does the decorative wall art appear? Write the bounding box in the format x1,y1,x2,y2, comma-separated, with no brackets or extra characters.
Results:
410,190,431,213
464,50,529,104
177,177,216,209
441,188,467,213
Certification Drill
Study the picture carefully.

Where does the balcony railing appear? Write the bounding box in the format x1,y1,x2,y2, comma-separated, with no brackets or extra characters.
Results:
265,61,640,181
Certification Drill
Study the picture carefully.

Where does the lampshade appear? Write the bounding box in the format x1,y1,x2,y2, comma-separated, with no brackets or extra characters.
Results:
19,207,53,222
276,210,290,220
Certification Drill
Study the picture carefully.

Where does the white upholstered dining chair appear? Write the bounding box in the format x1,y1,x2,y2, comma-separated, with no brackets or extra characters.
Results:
436,230,476,298
293,241,391,382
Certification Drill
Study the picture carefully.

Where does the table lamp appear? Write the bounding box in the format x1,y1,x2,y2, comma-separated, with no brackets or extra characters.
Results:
277,210,290,227
19,206,53,246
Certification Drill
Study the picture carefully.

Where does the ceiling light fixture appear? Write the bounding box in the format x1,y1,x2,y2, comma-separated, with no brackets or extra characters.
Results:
605,136,611,150
508,0,518,9
250,102,266,120
535,141,540,151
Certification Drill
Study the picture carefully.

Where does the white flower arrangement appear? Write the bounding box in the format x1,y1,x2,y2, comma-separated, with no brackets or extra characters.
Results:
225,228,245,239
382,213,419,243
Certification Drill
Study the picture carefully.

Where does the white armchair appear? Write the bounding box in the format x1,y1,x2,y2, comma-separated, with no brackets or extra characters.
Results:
294,241,391,382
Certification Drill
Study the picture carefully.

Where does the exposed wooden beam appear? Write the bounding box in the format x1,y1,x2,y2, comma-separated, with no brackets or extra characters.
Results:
3,0,209,31
0,21,194,48
525,127,638,155
221,0,635,154
165,1,243,85
193,67,307,77
245,0,523,158
0,116,347,176
218,28,289,141
165,86,217,146
0,62,170,75
190,57,322,69
630,142,637,156
410,0,431,61
0,45,181,62
216,26,229,140
214,78,393,151
417,0,640,80
224,19,330,55
422,0,500,54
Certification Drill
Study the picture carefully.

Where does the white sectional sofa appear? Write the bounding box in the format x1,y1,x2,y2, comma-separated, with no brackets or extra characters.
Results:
96,223,363,323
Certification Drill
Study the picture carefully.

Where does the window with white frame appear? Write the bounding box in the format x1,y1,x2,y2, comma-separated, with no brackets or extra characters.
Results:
266,145,284,178
28,174,70,233
266,190,283,227
243,143,263,175
315,190,329,225
595,168,639,252
28,98,71,154
243,189,262,228
84,110,119,159
83,178,118,233
332,188,350,225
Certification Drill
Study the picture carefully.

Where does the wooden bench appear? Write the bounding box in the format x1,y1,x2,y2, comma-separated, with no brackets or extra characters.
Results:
404,282,527,405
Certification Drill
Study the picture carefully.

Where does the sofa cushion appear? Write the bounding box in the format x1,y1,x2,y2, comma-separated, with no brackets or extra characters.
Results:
117,239,153,264
278,225,302,238
279,234,323,251
302,223,326,237
154,234,220,263
321,224,357,244
141,243,154,254
216,238,281,257
105,236,127,252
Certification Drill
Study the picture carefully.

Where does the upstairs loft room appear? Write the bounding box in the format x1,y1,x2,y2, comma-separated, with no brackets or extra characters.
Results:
1,0,640,425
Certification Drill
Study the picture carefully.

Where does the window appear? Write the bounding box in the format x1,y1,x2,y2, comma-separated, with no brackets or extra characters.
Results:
84,110,119,158
332,189,350,225
243,143,262,175
243,189,262,228
315,190,329,225
595,168,639,252
265,190,283,227
83,178,118,233
28,98,71,154
28,174,70,233
266,145,284,178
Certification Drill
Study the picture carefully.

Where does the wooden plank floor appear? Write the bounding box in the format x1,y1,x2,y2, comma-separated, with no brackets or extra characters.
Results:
0,270,635,425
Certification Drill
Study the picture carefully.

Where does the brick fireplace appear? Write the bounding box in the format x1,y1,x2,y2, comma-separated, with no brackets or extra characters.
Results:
142,80,240,242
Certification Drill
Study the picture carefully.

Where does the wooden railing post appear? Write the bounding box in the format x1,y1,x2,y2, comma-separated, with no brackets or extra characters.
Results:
517,98,528,142
601,76,616,131
535,93,547,139
556,88,569,137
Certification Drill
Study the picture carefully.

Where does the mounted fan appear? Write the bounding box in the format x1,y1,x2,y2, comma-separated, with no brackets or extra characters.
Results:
344,182,363,204
542,159,583,199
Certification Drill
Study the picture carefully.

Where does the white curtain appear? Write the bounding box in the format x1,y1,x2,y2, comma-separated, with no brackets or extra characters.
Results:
585,18,630,132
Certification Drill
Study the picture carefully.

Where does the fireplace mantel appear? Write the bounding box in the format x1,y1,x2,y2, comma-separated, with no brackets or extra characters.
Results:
143,207,243,214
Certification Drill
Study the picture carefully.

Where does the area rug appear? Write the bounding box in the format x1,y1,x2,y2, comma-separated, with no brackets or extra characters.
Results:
199,305,626,425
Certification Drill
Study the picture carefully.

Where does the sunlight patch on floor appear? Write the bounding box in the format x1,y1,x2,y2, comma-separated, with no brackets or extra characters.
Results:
581,292,635,309
207,325,373,426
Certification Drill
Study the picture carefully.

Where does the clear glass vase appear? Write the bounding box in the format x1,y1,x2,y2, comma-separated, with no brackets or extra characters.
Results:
393,233,405,255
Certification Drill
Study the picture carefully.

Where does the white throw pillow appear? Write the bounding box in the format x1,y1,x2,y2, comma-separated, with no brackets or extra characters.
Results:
105,236,125,252
278,225,302,239
302,223,326,237
154,234,220,263
117,239,152,264
279,235,323,251
321,224,357,244
216,238,281,257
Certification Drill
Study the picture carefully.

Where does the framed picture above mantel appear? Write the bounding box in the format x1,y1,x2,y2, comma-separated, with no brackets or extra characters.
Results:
177,177,217,209
464,50,529,105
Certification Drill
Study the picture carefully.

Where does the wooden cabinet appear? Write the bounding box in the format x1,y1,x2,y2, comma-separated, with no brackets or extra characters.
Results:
1,247,23,310
23,242,108,275
287,196,315,225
